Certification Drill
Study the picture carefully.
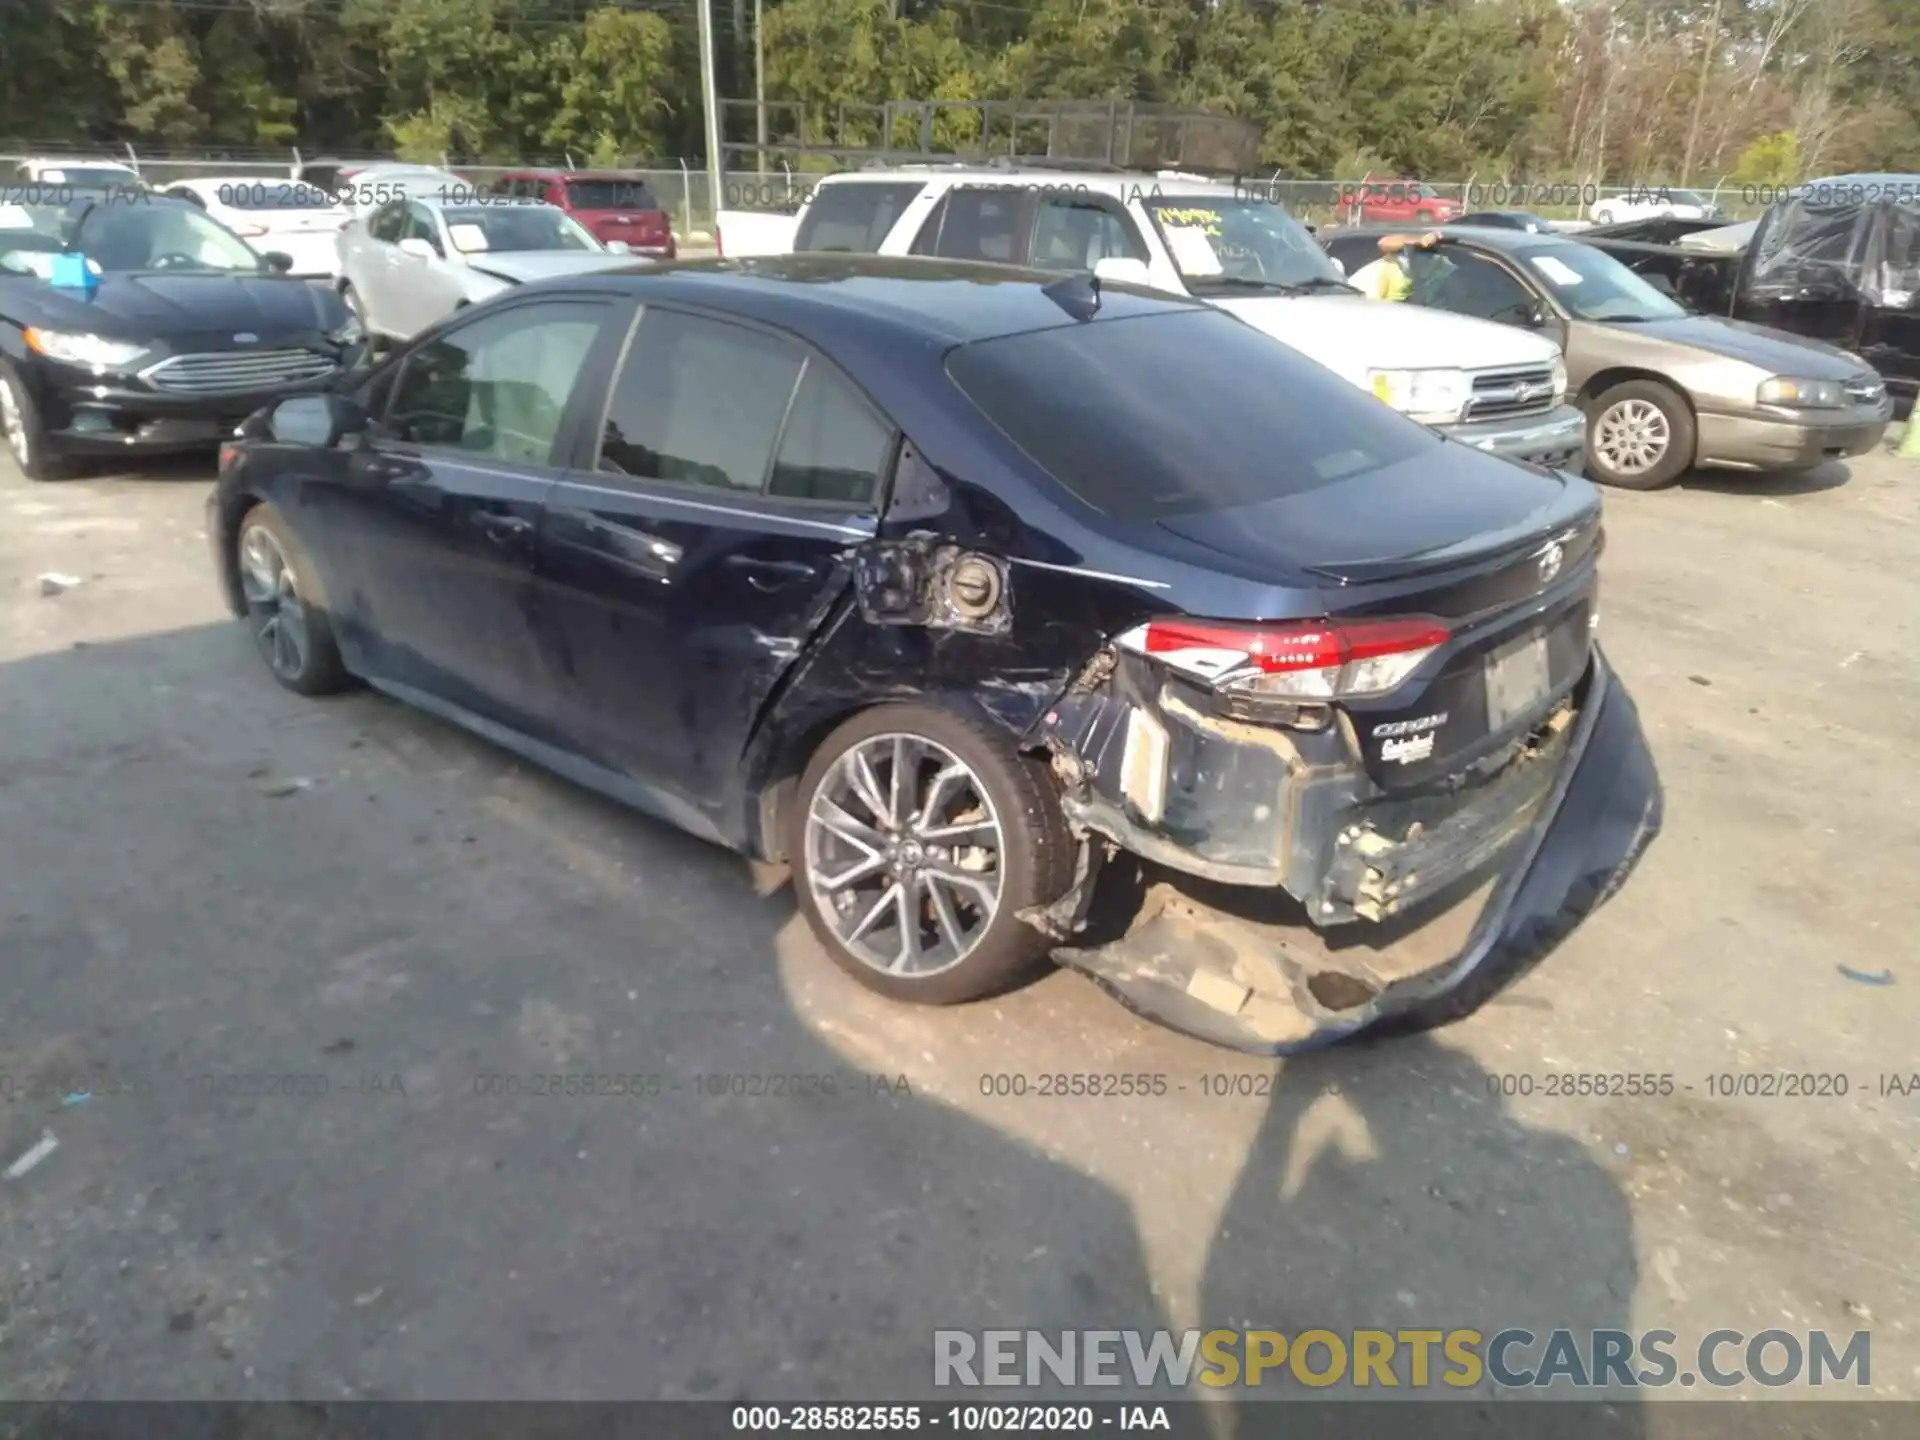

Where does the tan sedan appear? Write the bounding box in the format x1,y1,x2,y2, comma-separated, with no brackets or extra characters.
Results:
1323,225,1892,489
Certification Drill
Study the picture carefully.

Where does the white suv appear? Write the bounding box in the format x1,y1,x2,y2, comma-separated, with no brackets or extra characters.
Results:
717,167,1586,471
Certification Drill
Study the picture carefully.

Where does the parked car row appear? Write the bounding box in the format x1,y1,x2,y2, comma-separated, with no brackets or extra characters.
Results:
717,167,1589,473
717,163,1906,490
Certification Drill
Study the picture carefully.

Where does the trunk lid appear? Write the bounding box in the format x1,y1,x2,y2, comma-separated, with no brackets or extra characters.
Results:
1155,465,1603,791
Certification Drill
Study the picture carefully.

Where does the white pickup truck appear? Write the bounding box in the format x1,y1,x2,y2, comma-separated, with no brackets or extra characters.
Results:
715,168,1587,471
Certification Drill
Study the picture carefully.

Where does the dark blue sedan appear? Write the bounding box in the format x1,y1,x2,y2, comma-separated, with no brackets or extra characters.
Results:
207,255,1661,1054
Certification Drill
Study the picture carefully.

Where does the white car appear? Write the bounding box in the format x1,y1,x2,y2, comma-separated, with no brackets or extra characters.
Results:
323,164,472,215
11,157,143,189
336,195,639,340
160,177,351,278
1588,188,1722,227
717,168,1585,471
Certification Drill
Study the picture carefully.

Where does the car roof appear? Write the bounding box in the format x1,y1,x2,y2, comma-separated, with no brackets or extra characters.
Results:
819,166,1244,198
565,254,1208,346
415,194,546,212
18,157,137,169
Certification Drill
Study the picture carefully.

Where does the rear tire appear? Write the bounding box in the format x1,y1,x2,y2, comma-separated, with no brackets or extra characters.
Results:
235,502,350,696
790,702,1076,1006
0,358,70,482
1584,379,1694,490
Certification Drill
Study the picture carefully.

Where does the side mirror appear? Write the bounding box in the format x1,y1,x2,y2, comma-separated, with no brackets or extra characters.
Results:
397,237,437,260
1525,300,1551,327
269,393,368,448
606,240,632,255
261,251,294,274
1092,256,1152,288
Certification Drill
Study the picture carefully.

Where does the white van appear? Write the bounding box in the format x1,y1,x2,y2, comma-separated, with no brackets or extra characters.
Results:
715,167,1586,471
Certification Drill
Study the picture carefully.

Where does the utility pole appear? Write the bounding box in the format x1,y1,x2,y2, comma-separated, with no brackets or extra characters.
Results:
755,0,768,175
696,0,724,232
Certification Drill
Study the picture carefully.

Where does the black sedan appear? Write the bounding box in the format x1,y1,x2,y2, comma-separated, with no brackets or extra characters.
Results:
0,187,364,480
207,256,1661,1054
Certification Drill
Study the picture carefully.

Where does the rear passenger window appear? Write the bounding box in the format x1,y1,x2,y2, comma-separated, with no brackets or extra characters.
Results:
794,182,925,253
768,363,893,506
598,310,803,492
917,189,1025,263
1029,196,1144,270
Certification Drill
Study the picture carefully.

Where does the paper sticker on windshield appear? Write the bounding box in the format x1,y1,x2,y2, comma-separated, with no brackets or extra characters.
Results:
1529,255,1584,286
40,170,66,184
1156,207,1223,236
447,222,490,253
1162,225,1224,276
0,204,33,230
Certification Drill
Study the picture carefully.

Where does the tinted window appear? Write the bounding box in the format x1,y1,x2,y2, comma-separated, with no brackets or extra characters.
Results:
368,201,406,243
385,302,605,464
1422,252,1536,323
401,202,440,249
1029,196,1144,270
598,310,802,492
71,203,260,273
918,188,1024,263
947,309,1436,520
794,182,924,253
565,180,656,210
768,363,893,505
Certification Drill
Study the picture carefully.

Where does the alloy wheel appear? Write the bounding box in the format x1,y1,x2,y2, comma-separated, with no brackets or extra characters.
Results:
1594,398,1671,476
239,523,311,680
0,375,28,469
803,733,1005,978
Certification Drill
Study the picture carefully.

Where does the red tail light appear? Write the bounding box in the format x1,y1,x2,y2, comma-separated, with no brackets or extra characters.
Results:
1115,616,1450,701
713,227,723,258
218,442,242,472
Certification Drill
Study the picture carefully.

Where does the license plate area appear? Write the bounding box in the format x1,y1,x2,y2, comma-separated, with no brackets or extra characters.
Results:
1484,631,1551,732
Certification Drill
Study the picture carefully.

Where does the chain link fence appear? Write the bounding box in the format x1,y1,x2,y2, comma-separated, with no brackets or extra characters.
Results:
2,143,1771,235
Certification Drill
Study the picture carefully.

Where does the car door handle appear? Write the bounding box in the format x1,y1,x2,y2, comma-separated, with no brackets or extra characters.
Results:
724,555,819,590
474,512,534,543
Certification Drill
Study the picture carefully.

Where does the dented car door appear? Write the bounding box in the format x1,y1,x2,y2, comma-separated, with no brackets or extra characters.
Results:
533,304,894,822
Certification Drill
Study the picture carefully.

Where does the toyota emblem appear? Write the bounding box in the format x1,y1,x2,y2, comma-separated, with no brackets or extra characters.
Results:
1537,541,1565,584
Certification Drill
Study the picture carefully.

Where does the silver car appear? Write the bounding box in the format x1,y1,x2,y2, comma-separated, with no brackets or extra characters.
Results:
337,195,638,341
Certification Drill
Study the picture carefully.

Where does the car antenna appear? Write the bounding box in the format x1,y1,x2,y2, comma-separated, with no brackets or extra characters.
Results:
1042,271,1101,321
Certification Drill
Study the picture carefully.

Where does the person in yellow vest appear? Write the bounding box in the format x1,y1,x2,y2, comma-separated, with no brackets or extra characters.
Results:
1347,230,1445,301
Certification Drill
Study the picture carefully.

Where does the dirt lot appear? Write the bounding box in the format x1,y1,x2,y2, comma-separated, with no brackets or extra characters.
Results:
0,437,1914,1414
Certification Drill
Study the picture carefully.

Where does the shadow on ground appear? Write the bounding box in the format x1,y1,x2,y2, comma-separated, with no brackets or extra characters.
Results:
0,621,1640,1427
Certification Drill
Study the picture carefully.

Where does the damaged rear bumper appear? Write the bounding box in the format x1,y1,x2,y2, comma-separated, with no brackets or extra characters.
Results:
1045,651,1661,1054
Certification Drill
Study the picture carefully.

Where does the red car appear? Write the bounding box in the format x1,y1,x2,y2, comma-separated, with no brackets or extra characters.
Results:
1345,179,1463,225
493,170,677,259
